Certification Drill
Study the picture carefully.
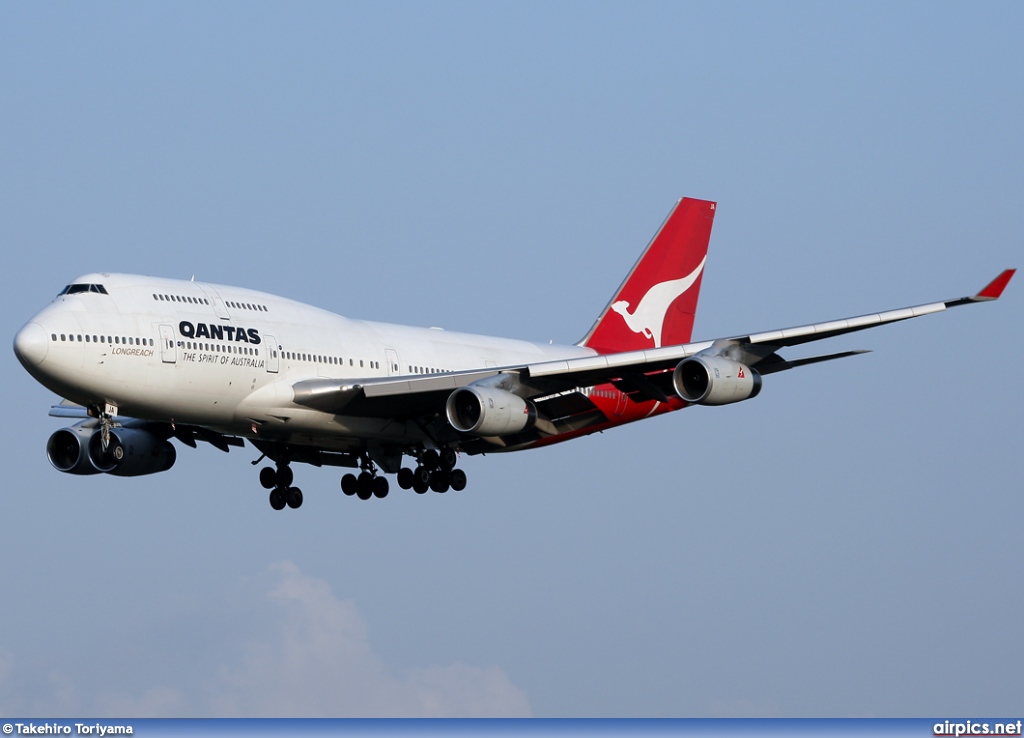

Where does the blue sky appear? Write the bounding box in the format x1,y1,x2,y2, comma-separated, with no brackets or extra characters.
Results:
1,1,1021,717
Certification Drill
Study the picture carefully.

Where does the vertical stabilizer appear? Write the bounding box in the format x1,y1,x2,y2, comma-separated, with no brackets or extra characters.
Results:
580,198,716,354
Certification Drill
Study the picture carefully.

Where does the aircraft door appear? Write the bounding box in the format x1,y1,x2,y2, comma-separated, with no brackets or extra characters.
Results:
385,348,400,376
159,324,176,364
263,334,279,373
196,283,231,320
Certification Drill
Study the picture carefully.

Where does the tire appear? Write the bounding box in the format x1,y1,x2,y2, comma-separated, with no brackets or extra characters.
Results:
341,473,358,496
422,449,439,470
440,448,457,470
430,470,450,494
413,478,428,494
269,489,286,510
259,467,277,489
277,465,294,488
449,468,467,492
397,467,414,490
287,487,303,509
372,476,389,498
413,466,431,487
356,471,374,500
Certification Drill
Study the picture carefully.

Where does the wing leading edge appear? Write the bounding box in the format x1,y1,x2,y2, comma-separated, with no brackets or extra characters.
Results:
290,269,1015,423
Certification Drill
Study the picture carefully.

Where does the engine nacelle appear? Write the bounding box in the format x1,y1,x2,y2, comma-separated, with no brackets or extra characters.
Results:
446,386,537,437
45,422,177,477
46,424,102,475
673,356,762,406
88,427,177,477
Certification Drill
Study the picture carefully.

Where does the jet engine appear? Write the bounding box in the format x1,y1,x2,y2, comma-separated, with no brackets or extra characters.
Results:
88,427,177,476
446,386,537,437
46,424,101,475
673,355,762,406
47,422,177,477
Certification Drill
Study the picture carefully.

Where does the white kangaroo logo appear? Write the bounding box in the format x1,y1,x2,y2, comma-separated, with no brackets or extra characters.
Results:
610,256,706,347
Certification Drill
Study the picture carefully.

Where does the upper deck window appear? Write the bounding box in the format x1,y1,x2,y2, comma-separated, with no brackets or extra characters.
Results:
58,283,108,296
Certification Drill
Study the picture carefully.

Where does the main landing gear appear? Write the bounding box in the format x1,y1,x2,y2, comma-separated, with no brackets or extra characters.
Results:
260,461,303,510
396,447,467,494
256,446,467,509
341,456,389,500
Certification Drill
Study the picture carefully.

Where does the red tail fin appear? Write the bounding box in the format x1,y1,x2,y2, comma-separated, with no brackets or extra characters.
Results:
580,198,716,354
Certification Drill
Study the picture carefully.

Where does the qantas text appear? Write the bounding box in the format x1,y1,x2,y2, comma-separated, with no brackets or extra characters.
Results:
178,321,261,344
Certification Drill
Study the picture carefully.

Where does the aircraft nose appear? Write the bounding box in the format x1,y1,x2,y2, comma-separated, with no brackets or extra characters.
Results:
14,322,49,368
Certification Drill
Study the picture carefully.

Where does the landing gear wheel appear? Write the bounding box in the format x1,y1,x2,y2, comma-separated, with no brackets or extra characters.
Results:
276,465,294,488
422,449,440,470
449,468,467,491
341,473,358,496
372,476,389,498
413,466,431,488
440,447,457,471
260,467,277,489
356,471,374,500
397,467,414,490
287,487,303,509
430,470,450,493
269,488,286,510
413,476,429,494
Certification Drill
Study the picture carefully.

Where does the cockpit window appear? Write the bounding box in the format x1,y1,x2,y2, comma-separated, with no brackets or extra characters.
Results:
58,283,109,296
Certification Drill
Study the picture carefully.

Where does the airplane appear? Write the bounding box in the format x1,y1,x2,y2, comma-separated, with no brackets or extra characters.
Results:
12,198,1015,510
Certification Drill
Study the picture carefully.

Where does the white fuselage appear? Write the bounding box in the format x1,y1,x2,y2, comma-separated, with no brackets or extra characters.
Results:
17,273,595,451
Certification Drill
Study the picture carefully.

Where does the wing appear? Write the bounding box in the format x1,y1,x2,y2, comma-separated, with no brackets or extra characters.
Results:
291,270,1015,436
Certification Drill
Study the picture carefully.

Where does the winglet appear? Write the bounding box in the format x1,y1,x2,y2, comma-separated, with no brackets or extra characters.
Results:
974,269,1016,301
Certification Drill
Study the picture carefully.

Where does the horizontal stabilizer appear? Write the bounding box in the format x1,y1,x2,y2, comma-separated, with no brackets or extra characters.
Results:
756,350,870,376
49,401,89,419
